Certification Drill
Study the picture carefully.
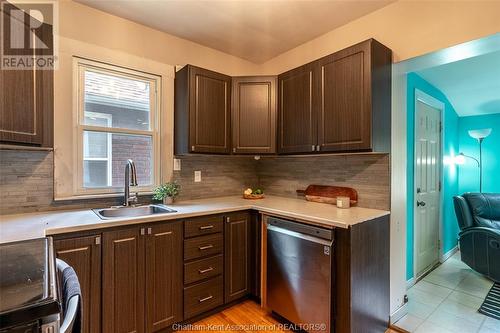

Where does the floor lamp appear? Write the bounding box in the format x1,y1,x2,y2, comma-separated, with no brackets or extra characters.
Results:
458,128,492,193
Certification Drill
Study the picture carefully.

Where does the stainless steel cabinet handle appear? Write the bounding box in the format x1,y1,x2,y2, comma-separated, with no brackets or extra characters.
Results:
198,295,213,303
147,227,152,235
226,217,230,223
417,201,426,207
199,225,214,230
198,267,214,274
311,145,315,151
140,228,145,235
198,244,214,250
95,236,101,245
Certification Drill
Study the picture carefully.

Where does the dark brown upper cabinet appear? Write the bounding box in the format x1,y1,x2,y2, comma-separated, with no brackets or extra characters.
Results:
231,76,277,154
278,39,391,154
277,63,318,154
175,65,231,154
0,8,53,147
54,235,102,333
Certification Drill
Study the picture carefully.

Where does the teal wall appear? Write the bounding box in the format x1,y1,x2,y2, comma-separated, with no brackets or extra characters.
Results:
458,114,500,193
406,73,460,280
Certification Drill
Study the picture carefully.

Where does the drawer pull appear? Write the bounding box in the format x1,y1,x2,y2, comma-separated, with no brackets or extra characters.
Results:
198,295,213,303
198,267,214,274
198,244,213,251
199,225,214,230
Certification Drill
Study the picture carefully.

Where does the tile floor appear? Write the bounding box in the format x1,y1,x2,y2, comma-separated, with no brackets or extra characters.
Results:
394,251,499,333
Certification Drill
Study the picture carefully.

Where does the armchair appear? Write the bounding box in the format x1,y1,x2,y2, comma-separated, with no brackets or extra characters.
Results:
453,193,500,283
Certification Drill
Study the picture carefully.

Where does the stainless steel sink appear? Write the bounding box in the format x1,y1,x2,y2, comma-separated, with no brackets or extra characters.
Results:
92,204,177,220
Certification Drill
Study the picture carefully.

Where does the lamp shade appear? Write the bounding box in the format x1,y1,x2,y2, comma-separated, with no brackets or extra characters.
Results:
468,128,492,139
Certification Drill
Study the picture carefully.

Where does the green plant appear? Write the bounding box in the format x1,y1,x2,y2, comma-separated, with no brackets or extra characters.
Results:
153,182,180,200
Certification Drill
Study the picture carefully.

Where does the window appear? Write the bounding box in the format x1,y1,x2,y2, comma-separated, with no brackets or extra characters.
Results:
75,58,160,194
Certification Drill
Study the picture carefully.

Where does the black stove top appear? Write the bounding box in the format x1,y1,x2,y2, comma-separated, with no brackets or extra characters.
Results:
0,238,59,330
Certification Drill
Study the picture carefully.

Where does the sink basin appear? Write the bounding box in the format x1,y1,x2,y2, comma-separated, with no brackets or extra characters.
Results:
92,204,177,220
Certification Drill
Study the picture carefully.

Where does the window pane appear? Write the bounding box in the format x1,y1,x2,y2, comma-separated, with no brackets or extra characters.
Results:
82,131,153,188
84,131,108,159
84,160,109,188
83,70,151,131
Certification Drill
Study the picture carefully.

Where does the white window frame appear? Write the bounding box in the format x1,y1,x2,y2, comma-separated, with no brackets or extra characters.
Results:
74,57,161,195
83,112,113,187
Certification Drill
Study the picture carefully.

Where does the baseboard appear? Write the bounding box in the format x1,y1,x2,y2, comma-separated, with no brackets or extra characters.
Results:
390,302,408,324
440,245,458,263
406,277,416,289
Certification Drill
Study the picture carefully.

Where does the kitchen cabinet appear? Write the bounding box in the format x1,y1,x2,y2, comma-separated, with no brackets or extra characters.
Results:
278,39,391,154
145,222,183,332
277,63,317,154
102,221,183,333
175,65,231,154
0,7,53,147
231,77,277,154
54,235,101,333
224,211,251,303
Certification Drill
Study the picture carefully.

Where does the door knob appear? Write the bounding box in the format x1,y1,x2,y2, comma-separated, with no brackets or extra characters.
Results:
417,201,426,207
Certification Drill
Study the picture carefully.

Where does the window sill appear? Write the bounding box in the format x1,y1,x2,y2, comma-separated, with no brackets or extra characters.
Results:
54,191,154,202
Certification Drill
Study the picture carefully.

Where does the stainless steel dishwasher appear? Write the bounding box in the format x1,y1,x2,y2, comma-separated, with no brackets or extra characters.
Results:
266,217,333,333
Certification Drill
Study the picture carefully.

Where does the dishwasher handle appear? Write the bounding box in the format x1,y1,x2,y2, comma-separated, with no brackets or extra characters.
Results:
267,224,333,246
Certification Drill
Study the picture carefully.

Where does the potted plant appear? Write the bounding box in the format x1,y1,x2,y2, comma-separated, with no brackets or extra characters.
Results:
153,182,180,205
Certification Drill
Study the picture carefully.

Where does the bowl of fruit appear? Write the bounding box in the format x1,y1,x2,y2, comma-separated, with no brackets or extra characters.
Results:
243,188,265,199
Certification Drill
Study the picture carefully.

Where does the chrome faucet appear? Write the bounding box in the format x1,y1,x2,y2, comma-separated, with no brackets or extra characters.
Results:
124,159,138,206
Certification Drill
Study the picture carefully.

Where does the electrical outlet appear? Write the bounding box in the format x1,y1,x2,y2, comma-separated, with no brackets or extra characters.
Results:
173,158,181,171
194,170,201,182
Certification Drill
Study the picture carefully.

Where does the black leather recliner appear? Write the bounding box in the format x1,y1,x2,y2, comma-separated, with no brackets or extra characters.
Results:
453,193,500,283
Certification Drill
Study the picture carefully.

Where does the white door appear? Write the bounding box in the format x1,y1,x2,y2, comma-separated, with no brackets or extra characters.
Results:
414,96,442,279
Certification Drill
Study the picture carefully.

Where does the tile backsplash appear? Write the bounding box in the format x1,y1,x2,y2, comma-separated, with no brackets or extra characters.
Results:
0,150,389,215
257,154,390,210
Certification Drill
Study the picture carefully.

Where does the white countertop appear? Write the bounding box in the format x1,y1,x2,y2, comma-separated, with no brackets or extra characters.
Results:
0,195,389,243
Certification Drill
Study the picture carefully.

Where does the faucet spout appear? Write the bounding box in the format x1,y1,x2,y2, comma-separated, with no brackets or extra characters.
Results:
124,159,138,206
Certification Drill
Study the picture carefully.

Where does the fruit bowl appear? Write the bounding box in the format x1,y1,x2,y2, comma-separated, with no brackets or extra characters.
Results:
243,193,265,200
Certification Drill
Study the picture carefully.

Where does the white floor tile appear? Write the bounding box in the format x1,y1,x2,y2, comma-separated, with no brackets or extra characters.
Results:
394,314,425,332
408,287,447,307
407,299,437,319
447,290,485,309
414,320,455,333
413,280,453,298
481,317,500,333
456,272,494,299
437,298,487,326
427,307,483,332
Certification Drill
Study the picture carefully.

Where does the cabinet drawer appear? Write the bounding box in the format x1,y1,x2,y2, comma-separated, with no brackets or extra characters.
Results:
184,216,223,238
184,255,223,285
184,234,223,261
184,276,223,319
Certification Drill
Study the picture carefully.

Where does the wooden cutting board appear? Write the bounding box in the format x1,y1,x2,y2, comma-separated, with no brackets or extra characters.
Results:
296,185,358,205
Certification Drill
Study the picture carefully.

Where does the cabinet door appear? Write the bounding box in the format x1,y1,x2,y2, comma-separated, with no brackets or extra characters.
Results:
0,7,53,146
224,212,251,303
232,77,276,154
189,66,231,154
145,222,183,332
54,235,101,333
278,64,317,154
103,227,145,333
317,41,372,152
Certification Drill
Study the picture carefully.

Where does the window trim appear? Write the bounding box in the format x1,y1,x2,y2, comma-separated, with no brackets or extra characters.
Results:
83,112,113,187
73,57,161,196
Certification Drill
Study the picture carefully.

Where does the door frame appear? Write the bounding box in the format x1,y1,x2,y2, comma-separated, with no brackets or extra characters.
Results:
413,89,444,280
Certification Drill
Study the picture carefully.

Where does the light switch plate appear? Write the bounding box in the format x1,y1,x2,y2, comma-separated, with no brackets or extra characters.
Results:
173,158,181,171
194,170,201,182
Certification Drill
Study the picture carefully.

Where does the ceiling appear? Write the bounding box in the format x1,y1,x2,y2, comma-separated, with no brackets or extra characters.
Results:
417,51,500,117
74,0,394,64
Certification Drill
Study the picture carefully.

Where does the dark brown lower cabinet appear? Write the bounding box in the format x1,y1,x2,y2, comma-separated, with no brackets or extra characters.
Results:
145,222,183,332
54,235,102,333
102,221,183,333
103,227,145,333
224,212,251,303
